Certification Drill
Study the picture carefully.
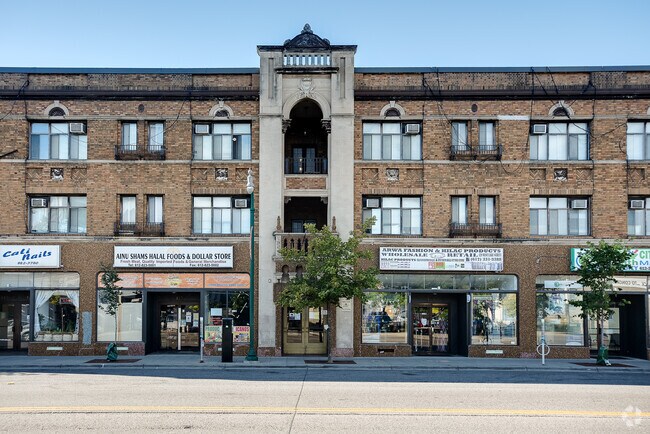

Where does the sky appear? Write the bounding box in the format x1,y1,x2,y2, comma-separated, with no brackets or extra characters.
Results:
2,0,649,69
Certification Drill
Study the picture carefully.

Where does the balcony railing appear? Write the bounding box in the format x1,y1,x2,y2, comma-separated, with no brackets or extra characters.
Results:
283,53,331,68
115,145,166,160
114,222,165,237
449,222,502,238
450,144,502,161
284,157,328,174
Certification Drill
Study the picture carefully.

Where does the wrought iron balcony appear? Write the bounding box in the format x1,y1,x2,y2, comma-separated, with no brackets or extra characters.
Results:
284,157,328,174
449,222,502,238
450,144,502,161
114,221,165,236
115,144,166,160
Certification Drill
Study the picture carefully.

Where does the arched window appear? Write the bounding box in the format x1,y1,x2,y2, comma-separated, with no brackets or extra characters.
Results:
384,108,400,117
49,107,66,117
215,109,229,118
552,107,569,117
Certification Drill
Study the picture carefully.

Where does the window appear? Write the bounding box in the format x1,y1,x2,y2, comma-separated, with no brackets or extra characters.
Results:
362,292,407,343
204,291,250,343
479,196,496,225
97,290,142,342
148,122,164,151
122,122,137,150
627,122,650,160
536,292,584,346
147,196,163,224
451,121,469,150
192,197,251,234
471,293,517,345
451,196,468,224
34,290,79,341
362,122,421,160
29,123,87,160
120,196,136,224
530,122,589,160
193,123,252,160
478,122,495,150
362,196,422,235
627,197,650,235
529,197,589,236
30,196,87,234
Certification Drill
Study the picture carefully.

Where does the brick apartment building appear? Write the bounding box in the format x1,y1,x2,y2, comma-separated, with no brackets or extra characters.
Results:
0,25,649,359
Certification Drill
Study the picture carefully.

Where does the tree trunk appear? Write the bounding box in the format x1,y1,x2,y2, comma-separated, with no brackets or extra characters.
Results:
599,315,605,349
114,315,118,345
326,302,332,364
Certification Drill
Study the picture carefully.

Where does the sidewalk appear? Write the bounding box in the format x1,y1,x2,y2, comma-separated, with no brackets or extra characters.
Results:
1,353,649,372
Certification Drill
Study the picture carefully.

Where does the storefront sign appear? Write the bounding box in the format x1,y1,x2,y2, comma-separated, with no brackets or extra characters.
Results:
379,247,503,271
571,248,650,272
114,246,233,268
0,245,60,268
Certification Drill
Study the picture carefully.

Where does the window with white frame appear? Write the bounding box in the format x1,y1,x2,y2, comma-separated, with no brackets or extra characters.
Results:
29,196,87,234
362,122,421,160
479,196,496,225
29,123,87,160
192,197,251,234
148,122,164,151
193,123,251,160
626,122,650,160
122,122,137,150
120,196,136,224
627,197,650,235
451,196,468,225
451,122,469,150
362,196,422,235
478,122,496,150
529,197,589,236
529,122,589,160
147,196,163,224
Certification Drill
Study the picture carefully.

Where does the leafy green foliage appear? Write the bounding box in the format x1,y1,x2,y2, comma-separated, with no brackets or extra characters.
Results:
278,219,380,311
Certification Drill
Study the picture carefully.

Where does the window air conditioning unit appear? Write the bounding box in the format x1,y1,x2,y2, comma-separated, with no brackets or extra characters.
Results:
532,124,547,134
69,122,86,134
194,124,210,134
233,198,249,208
570,199,588,209
404,124,421,135
30,198,48,208
630,199,645,209
364,198,381,208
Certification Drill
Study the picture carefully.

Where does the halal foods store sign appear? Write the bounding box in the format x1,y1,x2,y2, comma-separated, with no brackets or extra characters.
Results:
114,246,233,268
380,247,503,271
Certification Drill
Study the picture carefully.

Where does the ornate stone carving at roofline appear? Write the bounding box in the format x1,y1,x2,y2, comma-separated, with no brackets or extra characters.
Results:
283,24,331,49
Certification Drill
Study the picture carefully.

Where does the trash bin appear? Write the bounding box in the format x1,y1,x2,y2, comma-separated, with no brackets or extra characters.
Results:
222,318,233,363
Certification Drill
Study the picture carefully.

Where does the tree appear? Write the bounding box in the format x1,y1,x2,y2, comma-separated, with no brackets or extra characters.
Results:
278,219,380,363
569,240,632,365
99,264,122,361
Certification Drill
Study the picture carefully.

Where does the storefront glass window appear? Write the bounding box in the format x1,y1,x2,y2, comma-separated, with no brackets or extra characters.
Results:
536,292,584,346
34,290,79,342
362,292,407,343
471,293,517,345
204,291,250,343
97,290,143,342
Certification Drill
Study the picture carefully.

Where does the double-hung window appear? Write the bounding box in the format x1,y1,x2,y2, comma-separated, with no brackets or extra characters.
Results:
120,196,136,224
29,196,87,234
452,122,469,151
478,122,496,151
193,123,252,160
148,122,164,152
122,122,137,151
193,197,251,234
627,122,650,160
529,197,589,236
362,197,422,235
627,197,650,235
147,196,164,225
362,122,421,160
30,123,87,160
451,196,468,225
530,123,589,160
479,196,496,225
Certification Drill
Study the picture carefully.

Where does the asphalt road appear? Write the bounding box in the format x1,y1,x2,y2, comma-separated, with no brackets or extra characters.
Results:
0,368,648,432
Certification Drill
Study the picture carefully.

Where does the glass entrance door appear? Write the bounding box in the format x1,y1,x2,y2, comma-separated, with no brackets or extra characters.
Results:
283,307,327,355
588,307,621,352
159,304,200,351
412,303,450,354
0,303,29,351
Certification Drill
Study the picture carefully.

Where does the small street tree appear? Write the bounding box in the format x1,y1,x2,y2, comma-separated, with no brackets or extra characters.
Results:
569,240,632,365
278,219,380,363
99,264,122,361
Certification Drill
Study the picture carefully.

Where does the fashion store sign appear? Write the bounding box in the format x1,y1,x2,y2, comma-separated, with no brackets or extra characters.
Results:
379,247,503,271
0,245,61,268
114,246,233,268
570,248,650,272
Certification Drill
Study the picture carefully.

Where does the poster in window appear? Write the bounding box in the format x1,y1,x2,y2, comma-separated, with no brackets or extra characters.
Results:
204,325,222,343
233,326,250,343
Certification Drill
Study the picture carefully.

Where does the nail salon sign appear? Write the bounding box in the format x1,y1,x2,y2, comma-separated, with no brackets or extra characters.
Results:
0,245,61,268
